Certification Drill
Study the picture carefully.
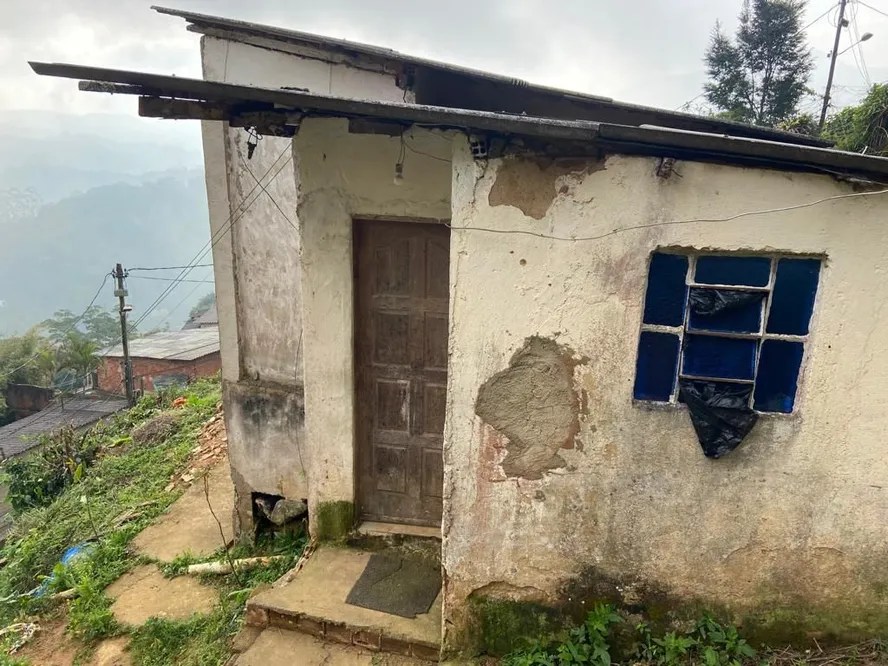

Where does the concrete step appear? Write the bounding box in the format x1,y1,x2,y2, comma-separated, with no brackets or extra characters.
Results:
235,627,425,665
245,546,441,662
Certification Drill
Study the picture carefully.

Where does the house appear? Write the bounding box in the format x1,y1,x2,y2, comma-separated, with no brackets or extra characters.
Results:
183,303,218,330
98,328,220,394
31,6,888,656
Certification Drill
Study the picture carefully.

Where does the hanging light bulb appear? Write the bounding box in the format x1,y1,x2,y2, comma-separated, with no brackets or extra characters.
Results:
393,161,404,186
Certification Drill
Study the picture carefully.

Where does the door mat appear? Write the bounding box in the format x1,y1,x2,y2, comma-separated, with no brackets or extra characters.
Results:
345,552,441,618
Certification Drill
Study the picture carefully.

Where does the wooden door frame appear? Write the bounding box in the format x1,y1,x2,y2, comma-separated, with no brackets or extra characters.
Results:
351,215,450,527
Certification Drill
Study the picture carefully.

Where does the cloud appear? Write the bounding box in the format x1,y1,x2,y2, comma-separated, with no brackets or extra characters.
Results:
2,0,886,117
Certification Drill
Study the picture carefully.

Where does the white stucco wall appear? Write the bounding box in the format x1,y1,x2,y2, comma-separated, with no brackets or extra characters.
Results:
293,118,452,532
198,36,408,506
442,140,888,644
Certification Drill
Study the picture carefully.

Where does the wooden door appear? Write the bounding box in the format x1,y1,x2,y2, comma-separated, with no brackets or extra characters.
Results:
354,219,449,527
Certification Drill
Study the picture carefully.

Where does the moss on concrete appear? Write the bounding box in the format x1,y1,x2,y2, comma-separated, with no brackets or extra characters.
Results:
465,596,562,656
312,501,354,541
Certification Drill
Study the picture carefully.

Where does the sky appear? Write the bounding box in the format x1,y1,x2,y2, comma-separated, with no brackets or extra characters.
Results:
2,0,887,122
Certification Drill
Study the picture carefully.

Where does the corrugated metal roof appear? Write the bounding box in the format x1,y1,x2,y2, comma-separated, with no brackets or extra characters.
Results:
183,304,218,330
151,5,829,149
0,397,129,458
28,62,888,182
103,328,220,361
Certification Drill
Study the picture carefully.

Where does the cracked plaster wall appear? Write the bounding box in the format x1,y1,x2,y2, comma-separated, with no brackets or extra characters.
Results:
199,37,408,523
293,118,452,537
443,138,888,644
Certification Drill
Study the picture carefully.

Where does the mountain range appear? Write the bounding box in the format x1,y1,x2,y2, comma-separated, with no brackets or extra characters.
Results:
0,110,213,336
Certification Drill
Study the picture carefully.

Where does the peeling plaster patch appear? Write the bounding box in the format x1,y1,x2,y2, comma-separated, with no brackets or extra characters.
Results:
488,156,606,220
475,337,587,480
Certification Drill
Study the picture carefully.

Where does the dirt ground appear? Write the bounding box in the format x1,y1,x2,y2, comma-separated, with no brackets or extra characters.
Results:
14,615,80,666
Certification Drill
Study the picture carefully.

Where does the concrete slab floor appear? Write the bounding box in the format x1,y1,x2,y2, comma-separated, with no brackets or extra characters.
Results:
106,565,218,626
250,546,441,647
132,460,235,562
236,628,424,666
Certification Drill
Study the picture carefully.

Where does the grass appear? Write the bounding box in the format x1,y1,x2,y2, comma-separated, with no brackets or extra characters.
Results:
0,377,306,665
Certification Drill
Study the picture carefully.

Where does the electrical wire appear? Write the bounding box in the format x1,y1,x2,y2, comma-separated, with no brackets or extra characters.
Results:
132,140,293,330
128,276,215,284
446,187,888,242
803,2,841,31
0,272,112,382
128,264,214,272
856,0,888,19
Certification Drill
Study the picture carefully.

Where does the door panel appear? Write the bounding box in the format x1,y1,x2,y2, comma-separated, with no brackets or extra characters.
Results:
355,220,449,526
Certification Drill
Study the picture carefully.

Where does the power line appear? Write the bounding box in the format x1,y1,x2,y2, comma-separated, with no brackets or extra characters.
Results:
128,264,214,272
446,187,888,242
0,273,112,382
856,0,888,19
803,2,841,31
128,275,215,284
133,141,294,330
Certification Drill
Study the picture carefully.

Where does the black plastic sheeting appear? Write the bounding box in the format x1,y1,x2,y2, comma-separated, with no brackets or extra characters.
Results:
679,379,758,458
688,288,760,316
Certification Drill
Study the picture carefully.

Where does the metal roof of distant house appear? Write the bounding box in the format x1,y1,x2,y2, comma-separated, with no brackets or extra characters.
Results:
103,328,219,362
0,396,128,459
183,304,218,330
150,5,827,149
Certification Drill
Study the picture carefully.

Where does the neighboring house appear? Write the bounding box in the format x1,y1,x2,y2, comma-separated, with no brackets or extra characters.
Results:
3,384,54,421
98,328,220,394
183,303,218,330
32,6,888,653
0,395,129,529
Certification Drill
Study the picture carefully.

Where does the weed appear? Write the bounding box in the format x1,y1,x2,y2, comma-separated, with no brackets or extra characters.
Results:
505,603,621,666
506,609,757,666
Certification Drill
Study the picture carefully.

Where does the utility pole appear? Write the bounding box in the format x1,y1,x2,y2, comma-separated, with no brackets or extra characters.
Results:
114,263,134,406
819,0,848,131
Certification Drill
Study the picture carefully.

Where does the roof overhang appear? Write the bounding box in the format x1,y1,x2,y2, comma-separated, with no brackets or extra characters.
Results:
151,5,830,149
29,61,888,183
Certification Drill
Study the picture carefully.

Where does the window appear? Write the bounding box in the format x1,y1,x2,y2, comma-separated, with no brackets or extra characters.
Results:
633,252,821,414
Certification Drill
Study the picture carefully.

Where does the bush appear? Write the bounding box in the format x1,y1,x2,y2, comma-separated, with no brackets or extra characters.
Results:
3,427,99,514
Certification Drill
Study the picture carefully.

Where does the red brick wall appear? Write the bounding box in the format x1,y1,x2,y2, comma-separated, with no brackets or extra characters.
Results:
98,353,221,394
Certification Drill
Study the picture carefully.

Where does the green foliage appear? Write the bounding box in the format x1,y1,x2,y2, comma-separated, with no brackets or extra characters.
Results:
505,604,621,666
823,84,888,155
0,332,55,424
633,616,756,666
506,609,756,666
188,292,216,321
704,0,813,126
0,380,220,611
128,603,237,666
3,427,99,514
41,306,127,350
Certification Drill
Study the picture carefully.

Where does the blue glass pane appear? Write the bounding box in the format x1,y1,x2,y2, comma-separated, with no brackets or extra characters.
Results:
687,288,764,333
642,253,688,326
766,258,821,335
695,256,771,287
634,331,680,401
682,335,757,380
753,340,804,413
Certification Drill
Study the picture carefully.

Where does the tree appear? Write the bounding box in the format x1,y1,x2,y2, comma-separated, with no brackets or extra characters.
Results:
189,292,216,320
42,306,135,349
56,332,100,378
704,0,813,126
822,84,888,155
